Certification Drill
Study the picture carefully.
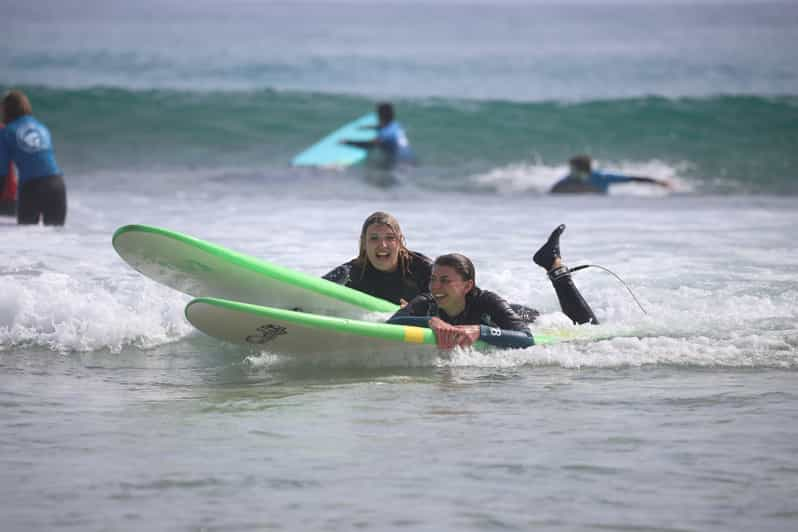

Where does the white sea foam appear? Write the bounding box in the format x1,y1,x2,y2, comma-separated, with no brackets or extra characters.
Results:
1,187,796,369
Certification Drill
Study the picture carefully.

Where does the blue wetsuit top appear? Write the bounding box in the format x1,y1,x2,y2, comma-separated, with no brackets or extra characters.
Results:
377,121,415,162
0,116,62,185
550,171,637,194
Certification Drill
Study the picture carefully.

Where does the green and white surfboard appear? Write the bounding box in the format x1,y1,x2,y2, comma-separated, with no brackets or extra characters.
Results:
113,224,398,317
185,297,562,358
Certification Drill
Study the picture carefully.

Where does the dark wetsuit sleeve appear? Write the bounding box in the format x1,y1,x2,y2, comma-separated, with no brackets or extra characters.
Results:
322,263,352,286
474,291,534,348
387,294,434,323
478,325,534,348
389,292,533,349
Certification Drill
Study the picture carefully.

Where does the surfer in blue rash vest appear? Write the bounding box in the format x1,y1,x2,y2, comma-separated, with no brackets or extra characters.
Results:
339,102,416,166
550,155,672,194
0,90,67,225
388,225,597,350
323,211,540,323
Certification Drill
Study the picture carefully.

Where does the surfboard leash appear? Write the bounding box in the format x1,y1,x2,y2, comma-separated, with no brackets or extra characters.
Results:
569,264,649,315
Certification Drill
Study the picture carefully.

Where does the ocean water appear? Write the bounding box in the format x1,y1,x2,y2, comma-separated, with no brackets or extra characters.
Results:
2,1,798,531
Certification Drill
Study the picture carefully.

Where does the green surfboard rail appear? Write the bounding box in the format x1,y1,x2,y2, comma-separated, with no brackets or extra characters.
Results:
187,297,562,349
112,224,399,313
187,296,437,345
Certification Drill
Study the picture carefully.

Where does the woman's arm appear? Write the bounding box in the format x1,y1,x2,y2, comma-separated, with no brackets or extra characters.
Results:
428,318,480,349
629,176,672,189
387,297,472,349
475,325,533,348
389,314,533,349
340,139,377,150
430,320,533,349
387,294,433,323
322,262,352,285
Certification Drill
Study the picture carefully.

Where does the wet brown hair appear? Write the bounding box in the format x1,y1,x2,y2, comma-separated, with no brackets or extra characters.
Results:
433,253,477,295
355,211,413,279
2,90,33,124
376,102,394,123
569,154,593,174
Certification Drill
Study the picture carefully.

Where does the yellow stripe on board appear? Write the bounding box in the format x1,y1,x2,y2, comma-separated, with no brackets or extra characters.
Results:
403,326,426,344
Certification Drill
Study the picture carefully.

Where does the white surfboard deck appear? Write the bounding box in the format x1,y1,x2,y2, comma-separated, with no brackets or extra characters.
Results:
186,297,440,360
113,224,398,318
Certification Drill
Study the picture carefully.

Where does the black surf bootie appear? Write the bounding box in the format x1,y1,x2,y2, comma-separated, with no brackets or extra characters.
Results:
533,224,566,271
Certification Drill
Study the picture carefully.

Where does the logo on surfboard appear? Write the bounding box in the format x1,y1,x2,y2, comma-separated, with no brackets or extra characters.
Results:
246,324,287,344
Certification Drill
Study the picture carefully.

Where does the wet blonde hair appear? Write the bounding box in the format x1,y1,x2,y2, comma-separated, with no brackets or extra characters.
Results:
355,211,413,279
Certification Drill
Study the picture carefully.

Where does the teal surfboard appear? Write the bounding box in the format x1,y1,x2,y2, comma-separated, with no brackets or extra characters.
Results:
291,113,377,168
112,224,398,317
185,297,562,358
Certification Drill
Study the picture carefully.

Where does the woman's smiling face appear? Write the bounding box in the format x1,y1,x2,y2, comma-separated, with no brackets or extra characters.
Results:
365,223,400,272
429,264,473,315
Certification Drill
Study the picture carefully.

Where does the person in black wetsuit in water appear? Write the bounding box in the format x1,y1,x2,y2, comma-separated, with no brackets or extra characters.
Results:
323,211,432,306
323,211,540,322
388,225,597,350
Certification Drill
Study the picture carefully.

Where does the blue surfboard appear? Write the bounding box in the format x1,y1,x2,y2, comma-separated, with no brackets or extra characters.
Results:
291,113,377,168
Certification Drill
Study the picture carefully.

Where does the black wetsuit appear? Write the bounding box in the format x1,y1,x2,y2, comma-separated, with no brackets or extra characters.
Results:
324,251,540,322
17,175,66,225
323,251,432,305
388,288,534,348
546,266,598,325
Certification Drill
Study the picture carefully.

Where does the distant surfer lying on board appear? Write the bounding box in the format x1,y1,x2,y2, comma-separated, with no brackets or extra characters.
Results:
323,211,539,323
550,155,672,194
339,102,416,166
387,226,598,350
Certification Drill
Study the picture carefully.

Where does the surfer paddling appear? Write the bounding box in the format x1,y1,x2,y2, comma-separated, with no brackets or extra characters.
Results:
550,155,672,194
389,225,598,350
